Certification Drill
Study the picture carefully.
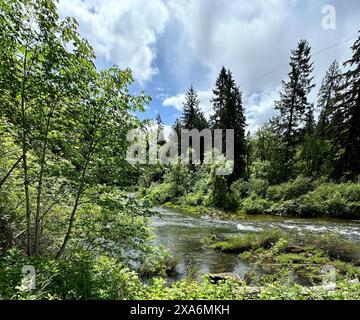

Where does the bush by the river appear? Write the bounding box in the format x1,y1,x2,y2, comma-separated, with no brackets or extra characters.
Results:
2,245,360,300
239,180,360,218
145,166,360,219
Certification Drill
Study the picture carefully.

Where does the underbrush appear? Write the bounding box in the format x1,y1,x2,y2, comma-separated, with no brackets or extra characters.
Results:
2,232,360,300
139,275,360,300
0,249,144,300
236,179,360,218
145,171,360,219
138,245,178,278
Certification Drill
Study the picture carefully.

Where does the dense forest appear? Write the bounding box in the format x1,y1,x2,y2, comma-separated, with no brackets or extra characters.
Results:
145,38,360,218
1,0,360,300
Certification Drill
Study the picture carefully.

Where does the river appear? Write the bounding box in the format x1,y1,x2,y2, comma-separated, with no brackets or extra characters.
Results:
152,206,360,280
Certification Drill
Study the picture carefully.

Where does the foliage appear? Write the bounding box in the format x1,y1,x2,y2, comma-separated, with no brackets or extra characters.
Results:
181,86,208,131
139,276,360,300
273,39,315,180
138,245,177,278
210,229,360,290
2,0,360,302
210,67,247,182
0,249,143,300
290,182,360,218
266,175,313,201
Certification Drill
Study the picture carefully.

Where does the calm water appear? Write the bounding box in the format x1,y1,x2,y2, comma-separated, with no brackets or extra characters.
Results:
151,207,360,280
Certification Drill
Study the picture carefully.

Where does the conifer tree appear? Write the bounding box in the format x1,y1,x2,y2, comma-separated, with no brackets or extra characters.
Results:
211,67,247,182
317,61,342,137
180,86,209,165
333,33,360,178
181,85,208,130
274,40,315,179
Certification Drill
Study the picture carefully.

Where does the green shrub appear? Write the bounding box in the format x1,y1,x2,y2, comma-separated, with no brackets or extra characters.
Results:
180,192,206,206
90,255,143,300
140,276,360,300
0,249,143,300
138,246,177,278
230,179,250,200
297,182,360,218
240,194,273,214
142,276,245,300
163,164,192,198
249,178,269,197
266,175,313,201
146,182,174,204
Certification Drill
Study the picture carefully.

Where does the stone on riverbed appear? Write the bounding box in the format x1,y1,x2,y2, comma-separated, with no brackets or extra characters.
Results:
209,272,243,284
285,244,306,254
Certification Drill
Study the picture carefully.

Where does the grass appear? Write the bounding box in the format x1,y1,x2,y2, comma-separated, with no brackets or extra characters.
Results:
209,229,284,253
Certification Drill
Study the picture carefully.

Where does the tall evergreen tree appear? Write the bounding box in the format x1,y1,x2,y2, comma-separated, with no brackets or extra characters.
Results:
333,33,360,179
273,40,315,178
317,61,342,137
181,85,208,130
211,67,247,182
210,67,228,128
245,131,252,180
180,86,209,165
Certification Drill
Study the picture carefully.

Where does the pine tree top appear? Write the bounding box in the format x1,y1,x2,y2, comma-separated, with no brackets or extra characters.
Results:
181,85,208,130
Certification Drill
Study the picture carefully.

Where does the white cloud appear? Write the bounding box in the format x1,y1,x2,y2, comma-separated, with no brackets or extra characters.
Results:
162,94,184,111
165,0,298,92
245,88,280,133
57,0,360,131
58,0,169,84
163,0,359,95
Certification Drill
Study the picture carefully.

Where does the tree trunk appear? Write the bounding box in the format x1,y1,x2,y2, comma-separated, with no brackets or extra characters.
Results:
20,45,32,257
56,143,94,258
55,181,84,258
0,155,24,189
284,71,299,168
34,113,52,255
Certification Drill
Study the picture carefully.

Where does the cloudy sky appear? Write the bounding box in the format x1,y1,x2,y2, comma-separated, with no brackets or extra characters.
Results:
58,0,360,132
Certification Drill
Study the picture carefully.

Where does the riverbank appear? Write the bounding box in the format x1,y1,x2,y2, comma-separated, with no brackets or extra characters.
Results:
162,201,360,222
146,177,360,220
140,273,360,300
162,202,243,219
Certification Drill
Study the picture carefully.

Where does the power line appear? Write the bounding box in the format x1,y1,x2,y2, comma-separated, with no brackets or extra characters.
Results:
239,35,358,86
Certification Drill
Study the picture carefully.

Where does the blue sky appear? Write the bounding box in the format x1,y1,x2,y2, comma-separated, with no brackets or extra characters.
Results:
58,0,360,133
